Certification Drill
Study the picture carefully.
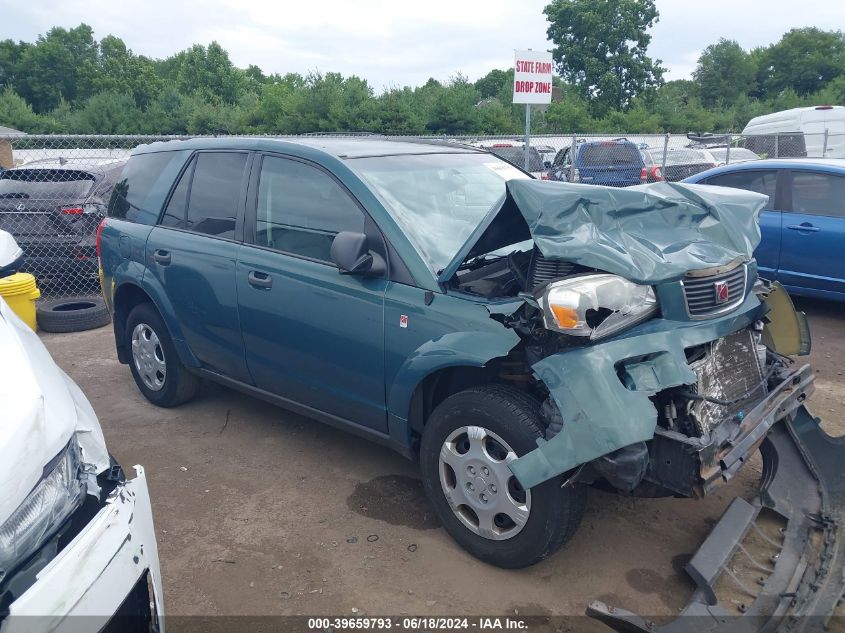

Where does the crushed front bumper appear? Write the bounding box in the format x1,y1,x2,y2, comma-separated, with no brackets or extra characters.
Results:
1,466,165,633
588,405,845,632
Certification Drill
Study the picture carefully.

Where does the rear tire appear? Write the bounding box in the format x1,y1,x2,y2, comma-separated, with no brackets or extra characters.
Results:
125,302,200,407
419,384,586,569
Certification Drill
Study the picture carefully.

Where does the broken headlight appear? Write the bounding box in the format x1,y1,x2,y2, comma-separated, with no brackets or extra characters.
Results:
0,441,85,582
539,274,658,340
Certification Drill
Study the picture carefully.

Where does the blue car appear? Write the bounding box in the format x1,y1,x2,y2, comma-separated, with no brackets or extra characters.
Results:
685,159,845,301
550,139,662,186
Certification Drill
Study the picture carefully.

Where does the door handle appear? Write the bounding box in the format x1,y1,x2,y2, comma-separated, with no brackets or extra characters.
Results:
786,223,820,233
247,270,273,289
153,249,171,265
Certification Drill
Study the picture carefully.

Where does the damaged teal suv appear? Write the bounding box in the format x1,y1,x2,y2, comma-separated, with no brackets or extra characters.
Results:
99,138,843,629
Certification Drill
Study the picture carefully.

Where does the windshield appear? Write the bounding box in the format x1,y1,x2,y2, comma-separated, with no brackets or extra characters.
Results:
0,169,95,200
709,148,759,162
486,146,544,172
348,153,529,272
661,149,714,165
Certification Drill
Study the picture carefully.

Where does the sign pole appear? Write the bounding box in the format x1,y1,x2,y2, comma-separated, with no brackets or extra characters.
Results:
524,104,531,171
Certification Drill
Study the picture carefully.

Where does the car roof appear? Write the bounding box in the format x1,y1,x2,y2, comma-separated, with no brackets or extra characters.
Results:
134,136,485,159
684,157,845,181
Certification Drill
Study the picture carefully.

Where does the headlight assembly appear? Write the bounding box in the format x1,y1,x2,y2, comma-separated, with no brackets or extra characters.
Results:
539,274,658,340
0,441,85,582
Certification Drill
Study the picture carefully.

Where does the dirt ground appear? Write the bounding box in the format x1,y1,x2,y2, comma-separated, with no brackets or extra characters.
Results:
40,297,844,622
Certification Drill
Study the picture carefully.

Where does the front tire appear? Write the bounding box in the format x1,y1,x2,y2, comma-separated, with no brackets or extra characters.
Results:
420,384,586,569
125,302,200,407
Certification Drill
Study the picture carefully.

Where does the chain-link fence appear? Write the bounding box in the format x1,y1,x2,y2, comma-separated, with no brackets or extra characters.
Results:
0,131,842,300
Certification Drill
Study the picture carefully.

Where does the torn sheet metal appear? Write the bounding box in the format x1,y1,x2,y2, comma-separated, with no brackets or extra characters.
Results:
509,292,764,489
506,180,767,284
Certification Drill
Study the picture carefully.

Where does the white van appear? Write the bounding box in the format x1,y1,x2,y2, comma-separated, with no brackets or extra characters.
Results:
741,105,845,158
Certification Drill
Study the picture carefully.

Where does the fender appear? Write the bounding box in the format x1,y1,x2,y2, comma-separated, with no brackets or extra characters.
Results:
385,329,520,445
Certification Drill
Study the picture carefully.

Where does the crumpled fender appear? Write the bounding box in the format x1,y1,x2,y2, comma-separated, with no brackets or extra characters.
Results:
386,329,520,425
509,292,765,489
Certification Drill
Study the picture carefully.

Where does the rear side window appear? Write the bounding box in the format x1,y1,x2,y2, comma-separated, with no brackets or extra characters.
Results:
184,152,247,238
789,171,845,217
255,155,364,262
487,147,543,172
108,151,191,223
704,170,778,205
579,143,640,166
160,159,194,229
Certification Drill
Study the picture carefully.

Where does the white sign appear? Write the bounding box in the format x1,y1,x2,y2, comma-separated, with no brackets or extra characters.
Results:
512,50,553,105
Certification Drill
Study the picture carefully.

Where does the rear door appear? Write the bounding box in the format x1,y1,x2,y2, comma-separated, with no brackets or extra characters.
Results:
701,169,782,280
145,150,252,382
777,169,845,295
237,153,388,431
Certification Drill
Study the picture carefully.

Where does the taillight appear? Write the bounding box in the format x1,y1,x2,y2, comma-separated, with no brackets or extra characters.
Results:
61,206,85,215
642,167,663,182
96,218,107,262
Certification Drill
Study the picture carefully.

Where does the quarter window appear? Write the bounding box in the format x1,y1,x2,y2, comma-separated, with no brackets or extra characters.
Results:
255,156,364,262
704,170,779,206
788,171,845,217
184,152,247,238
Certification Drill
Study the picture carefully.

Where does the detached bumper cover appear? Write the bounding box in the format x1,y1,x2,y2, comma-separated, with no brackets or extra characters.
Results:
588,406,845,632
2,466,164,633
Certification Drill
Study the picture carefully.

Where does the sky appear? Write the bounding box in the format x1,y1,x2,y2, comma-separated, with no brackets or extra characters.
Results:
1,0,843,91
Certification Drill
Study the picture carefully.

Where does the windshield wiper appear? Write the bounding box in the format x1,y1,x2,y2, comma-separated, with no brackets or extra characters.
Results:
456,253,507,272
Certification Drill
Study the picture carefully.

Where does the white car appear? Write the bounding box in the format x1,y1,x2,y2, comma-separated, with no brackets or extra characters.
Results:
0,235,163,632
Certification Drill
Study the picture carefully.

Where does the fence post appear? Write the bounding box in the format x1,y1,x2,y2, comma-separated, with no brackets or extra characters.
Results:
524,105,531,171
725,133,731,164
569,133,577,182
661,133,669,175
774,134,779,158
823,128,829,157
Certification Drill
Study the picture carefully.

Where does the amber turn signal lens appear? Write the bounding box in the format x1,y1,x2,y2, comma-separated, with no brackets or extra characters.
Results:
550,305,579,329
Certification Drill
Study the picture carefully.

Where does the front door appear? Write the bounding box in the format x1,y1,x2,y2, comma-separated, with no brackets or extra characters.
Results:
236,154,388,431
145,151,251,382
778,169,845,295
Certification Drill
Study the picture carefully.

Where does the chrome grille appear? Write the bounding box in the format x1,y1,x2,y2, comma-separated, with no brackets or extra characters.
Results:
682,263,747,318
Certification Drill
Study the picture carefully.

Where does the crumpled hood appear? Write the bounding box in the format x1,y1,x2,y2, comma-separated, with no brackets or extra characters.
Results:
442,180,768,285
0,299,109,525
508,180,766,284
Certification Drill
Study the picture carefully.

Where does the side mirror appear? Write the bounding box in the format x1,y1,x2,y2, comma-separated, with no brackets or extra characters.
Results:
330,231,386,276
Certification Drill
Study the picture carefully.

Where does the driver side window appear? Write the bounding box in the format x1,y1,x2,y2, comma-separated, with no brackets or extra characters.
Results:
255,156,365,263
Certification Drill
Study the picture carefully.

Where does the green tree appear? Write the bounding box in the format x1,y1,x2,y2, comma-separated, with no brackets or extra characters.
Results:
0,39,30,91
544,0,664,115
425,75,480,134
0,87,50,132
757,28,845,98
67,91,142,133
160,42,243,103
15,24,98,112
693,39,757,107
92,35,162,107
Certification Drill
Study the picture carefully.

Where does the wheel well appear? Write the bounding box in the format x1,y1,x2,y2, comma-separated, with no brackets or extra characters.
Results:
408,361,509,437
112,284,154,364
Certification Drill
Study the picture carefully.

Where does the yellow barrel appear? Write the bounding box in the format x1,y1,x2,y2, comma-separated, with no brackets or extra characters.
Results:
0,273,41,330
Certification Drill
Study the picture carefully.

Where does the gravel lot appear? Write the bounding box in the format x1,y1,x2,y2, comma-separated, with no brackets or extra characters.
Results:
40,297,844,624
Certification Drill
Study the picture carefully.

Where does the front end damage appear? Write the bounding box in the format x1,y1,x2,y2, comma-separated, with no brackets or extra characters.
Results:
443,180,843,628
